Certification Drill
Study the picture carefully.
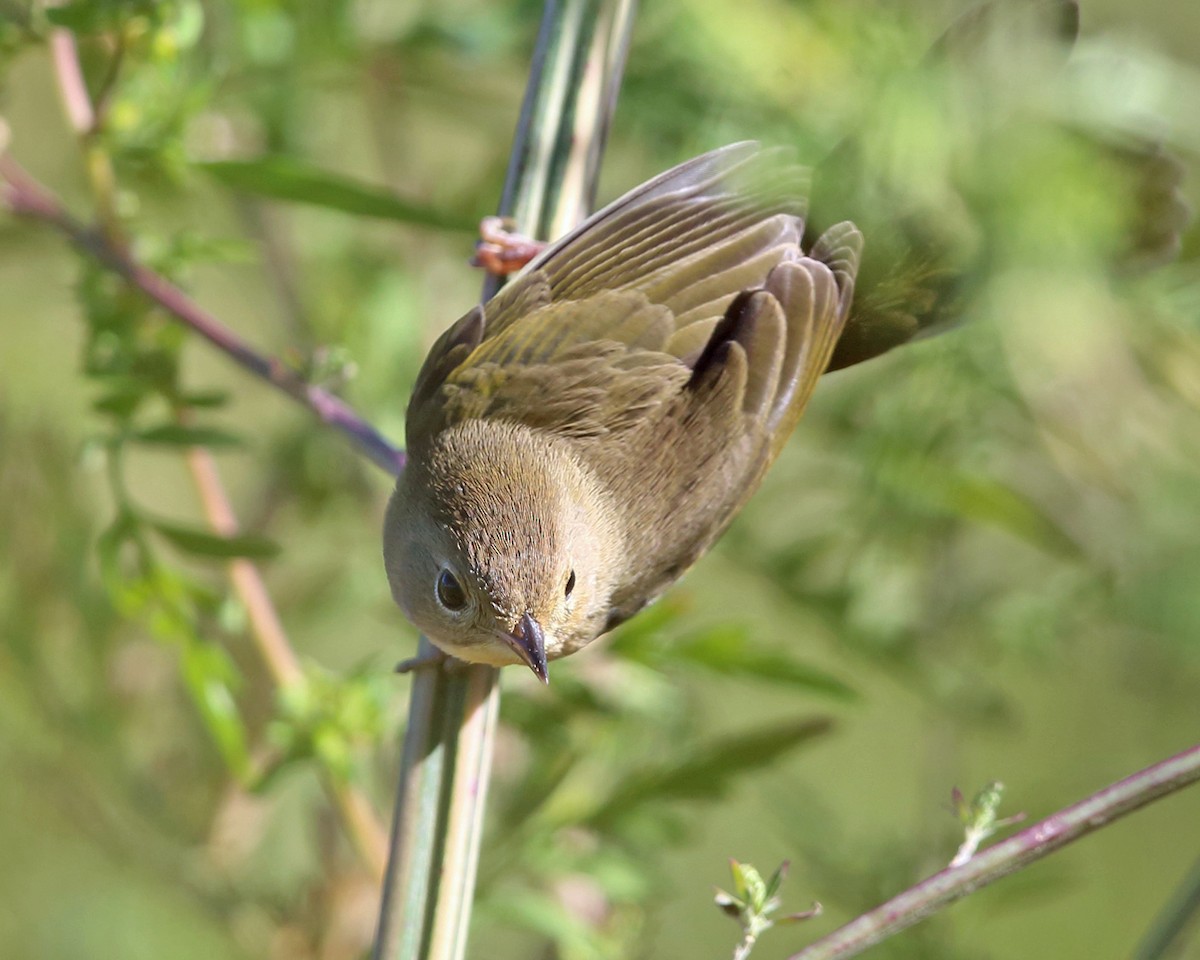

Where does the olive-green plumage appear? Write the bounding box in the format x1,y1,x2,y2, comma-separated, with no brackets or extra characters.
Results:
384,145,862,679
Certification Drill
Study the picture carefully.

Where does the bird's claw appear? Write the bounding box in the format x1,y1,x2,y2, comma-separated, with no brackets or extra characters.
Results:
471,216,546,275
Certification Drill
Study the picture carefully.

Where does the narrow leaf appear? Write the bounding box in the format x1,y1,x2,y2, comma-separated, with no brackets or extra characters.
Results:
45,2,110,32
199,157,477,232
92,385,149,418
586,717,833,828
181,642,251,778
765,861,790,900
675,627,857,700
180,389,231,409
133,424,243,448
150,519,279,559
941,473,1083,559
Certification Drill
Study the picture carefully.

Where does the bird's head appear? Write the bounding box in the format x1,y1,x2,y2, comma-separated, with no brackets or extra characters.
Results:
383,420,615,681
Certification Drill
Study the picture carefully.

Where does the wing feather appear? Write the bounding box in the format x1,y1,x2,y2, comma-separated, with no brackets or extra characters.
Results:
406,144,861,474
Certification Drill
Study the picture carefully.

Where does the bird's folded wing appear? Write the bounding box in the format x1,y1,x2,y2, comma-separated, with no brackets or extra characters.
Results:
405,144,861,453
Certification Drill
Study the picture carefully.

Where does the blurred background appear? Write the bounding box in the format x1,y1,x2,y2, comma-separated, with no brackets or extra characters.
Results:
1,1,1199,958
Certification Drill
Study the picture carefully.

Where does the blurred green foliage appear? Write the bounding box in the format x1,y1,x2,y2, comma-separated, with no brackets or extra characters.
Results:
1,1,1198,959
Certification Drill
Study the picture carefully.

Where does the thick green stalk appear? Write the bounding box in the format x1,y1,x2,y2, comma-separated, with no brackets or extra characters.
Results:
371,3,638,959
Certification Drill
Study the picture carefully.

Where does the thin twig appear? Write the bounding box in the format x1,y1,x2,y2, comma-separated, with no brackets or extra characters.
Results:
188,443,388,880
0,153,406,476
49,26,125,239
788,743,1200,960
185,446,303,689
49,27,95,135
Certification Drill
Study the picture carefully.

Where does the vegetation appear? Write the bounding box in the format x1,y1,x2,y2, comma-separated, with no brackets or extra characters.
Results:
0,1,1197,958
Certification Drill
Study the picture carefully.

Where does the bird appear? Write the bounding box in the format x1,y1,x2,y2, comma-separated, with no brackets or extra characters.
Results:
382,0,1189,683
383,143,863,682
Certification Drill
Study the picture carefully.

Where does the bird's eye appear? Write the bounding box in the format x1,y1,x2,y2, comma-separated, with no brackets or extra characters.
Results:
564,569,576,598
436,568,468,612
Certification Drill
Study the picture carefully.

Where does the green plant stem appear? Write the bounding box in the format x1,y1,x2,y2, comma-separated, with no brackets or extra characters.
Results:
788,742,1200,960
372,3,637,959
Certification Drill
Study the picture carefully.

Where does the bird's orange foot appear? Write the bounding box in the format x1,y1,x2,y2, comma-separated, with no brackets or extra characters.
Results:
471,216,546,275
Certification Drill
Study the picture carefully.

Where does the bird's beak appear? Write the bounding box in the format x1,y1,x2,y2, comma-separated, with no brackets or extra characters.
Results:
504,612,548,684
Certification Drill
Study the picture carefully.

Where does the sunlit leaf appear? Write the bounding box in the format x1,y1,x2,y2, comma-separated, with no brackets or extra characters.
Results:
181,641,250,779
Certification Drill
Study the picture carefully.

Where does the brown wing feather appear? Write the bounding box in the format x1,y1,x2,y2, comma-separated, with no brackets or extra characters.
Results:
406,143,859,483
599,220,862,624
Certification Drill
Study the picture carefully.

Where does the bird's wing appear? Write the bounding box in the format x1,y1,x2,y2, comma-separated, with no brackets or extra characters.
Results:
406,143,860,454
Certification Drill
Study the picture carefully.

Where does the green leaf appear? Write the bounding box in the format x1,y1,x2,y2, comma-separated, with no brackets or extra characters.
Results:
607,594,688,650
940,473,1083,559
743,862,767,909
313,725,352,781
674,626,857,700
479,888,608,958
44,0,165,35
181,642,250,779
92,382,150,418
586,716,833,829
179,389,231,409
44,2,109,32
884,456,1084,560
96,511,141,596
730,859,751,902
764,861,790,900
150,519,279,559
133,423,243,448
199,157,478,231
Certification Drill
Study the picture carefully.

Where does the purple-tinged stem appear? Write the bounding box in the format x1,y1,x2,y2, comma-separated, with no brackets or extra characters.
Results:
0,152,406,477
789,742,1200,960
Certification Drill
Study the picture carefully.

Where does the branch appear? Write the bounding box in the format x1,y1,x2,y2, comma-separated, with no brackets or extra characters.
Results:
0,148,405,477
788,742,1200,960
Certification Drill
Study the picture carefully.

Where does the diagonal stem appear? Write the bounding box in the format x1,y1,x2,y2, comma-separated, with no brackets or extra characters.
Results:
0,151,405,476
788,742,1200,960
